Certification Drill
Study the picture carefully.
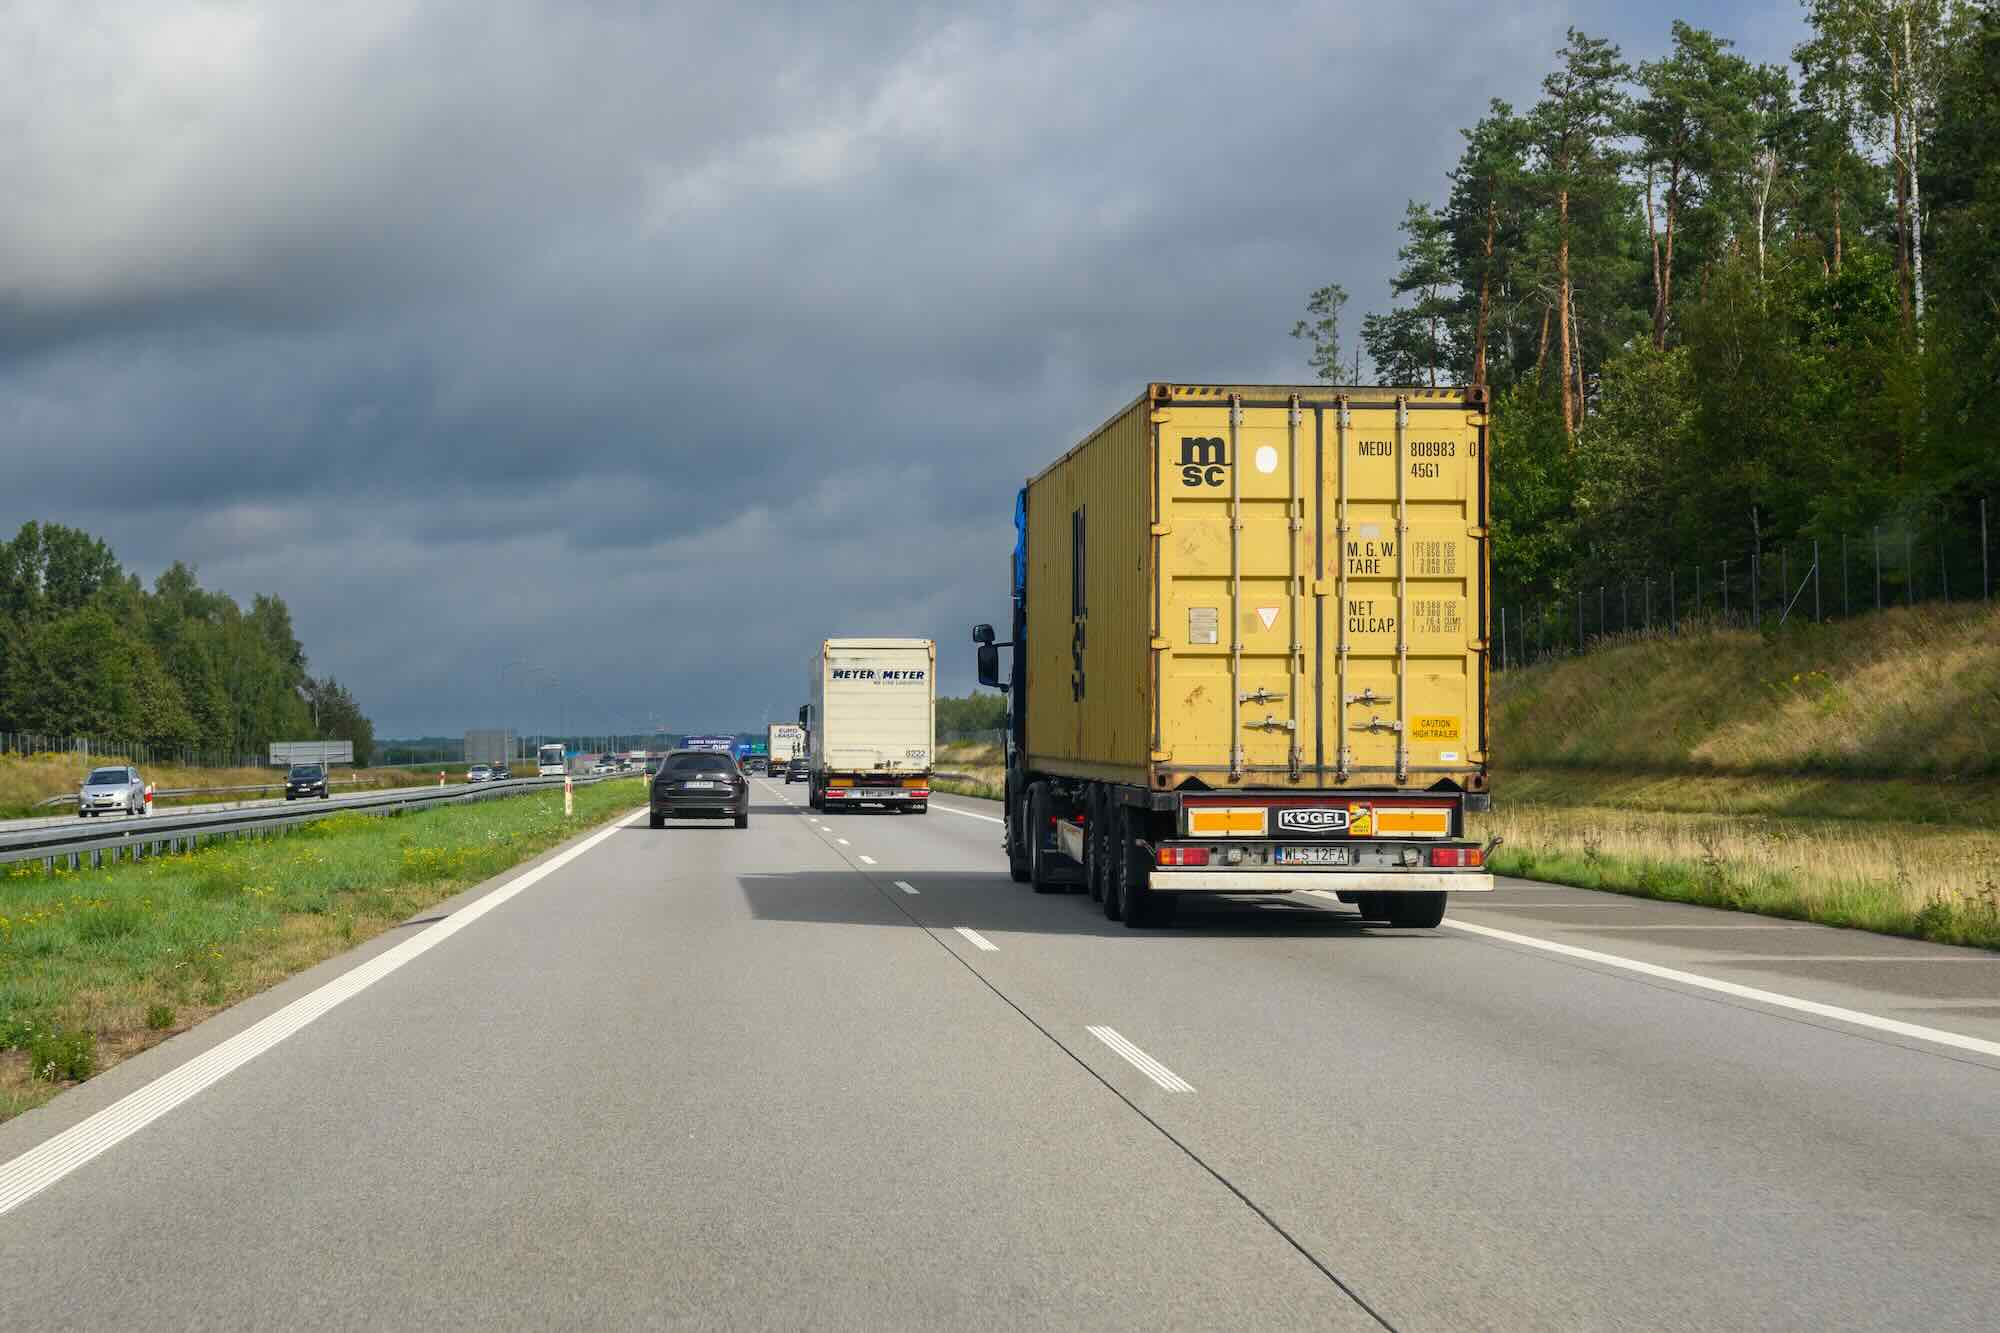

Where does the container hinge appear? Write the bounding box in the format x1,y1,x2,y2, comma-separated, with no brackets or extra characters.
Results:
1239,686,1286,705
1345,686,1391,706
1353,715,1402,734
1229,746,1244,778
1247,715,1295,733
1287,744,1302,780
1150,522,1172,537
1469,526,1490,539
1149,637,1170,651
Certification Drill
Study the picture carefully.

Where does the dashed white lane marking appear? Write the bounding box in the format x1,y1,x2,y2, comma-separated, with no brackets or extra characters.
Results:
836,838,850,846
954,927,1000,952
929,801,1005,825
1086,1026,1195,1093
1442,918,2000,1060
893,881,920,895
0,809,647,1219
859,855,877,865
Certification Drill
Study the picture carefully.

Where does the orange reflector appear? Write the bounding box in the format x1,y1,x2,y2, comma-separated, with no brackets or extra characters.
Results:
900,778,926,788
1372,809,1451,837
1186,807,1268,836
829,778,853,788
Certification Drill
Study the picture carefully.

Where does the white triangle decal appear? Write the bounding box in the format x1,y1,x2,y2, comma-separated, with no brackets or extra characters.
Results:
1257,606,1279,629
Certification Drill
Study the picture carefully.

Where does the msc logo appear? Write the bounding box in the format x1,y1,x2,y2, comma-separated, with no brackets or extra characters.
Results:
1275,806,1349,835
1180,437,1228,487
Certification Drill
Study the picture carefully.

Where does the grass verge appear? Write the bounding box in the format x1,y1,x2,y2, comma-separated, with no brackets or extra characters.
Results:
933,741,1003,801
1472,769,2000,950
0,752,465,820
0,777,643,1123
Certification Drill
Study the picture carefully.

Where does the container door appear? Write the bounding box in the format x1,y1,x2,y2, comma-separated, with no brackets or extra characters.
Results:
1156,395,1315,780
1324,397,1482,783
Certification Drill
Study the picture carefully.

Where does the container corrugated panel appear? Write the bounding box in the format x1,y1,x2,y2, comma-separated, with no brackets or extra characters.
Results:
1023,383,1488,793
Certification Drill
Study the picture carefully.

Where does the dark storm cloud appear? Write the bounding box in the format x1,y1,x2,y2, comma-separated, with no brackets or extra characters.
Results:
3,0,1803,735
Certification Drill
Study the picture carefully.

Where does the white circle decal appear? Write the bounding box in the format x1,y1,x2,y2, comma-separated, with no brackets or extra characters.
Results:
1254,445,1279,474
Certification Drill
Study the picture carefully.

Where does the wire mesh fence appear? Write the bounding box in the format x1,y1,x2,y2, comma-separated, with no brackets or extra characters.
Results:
1496,499,1994,670
0,731,270,769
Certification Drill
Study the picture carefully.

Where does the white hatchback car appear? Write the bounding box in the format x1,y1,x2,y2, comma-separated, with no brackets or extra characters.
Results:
79,765,147,817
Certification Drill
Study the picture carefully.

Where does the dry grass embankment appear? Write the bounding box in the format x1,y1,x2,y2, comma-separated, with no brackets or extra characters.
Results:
0,752,469,820
0,776,642,1122
934,741,1003,800
1483,603,2000,947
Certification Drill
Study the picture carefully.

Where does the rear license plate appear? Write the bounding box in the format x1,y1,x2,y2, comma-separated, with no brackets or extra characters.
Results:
684,781,721,790
1275,846,1350,866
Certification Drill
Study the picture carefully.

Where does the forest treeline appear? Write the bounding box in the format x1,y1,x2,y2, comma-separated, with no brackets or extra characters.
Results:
1298,1,2000,604
0,522,375,763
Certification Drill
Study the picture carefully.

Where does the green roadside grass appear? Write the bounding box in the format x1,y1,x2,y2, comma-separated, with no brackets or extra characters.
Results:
0,776,644,1123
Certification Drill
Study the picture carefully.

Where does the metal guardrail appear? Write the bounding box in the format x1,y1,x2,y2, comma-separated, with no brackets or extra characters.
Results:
0,772,637,870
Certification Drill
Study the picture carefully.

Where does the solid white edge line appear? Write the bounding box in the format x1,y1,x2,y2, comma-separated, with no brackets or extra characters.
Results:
1086,1025,1195,1092
0,808,648,1218
929,801,1004,825
954,926,1000,952
1442,918,2000,1060
858,855,877,865
893,881,920,895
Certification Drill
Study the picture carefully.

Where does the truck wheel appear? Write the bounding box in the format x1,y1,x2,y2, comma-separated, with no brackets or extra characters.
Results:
1005,792,1032,883
1119,810,1174,928
1101,805,1127,922
1386,892,1446,929
1085,788,1110,903
1027,783,1062,894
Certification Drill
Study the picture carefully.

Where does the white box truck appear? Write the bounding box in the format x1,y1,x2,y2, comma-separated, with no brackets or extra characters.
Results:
803,638,934,813
766,723,806,778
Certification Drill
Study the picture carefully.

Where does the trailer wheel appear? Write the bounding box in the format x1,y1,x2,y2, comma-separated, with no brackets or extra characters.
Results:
1005,786,1032,883
1084,787,1108,903
1120,810,1175,928
1101,802,1128,921
1386,892,1446,929
1352,893,1388,921
1027,783,1061,893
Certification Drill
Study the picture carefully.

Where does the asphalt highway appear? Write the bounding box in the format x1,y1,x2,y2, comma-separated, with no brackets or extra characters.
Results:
3,779,1997,1329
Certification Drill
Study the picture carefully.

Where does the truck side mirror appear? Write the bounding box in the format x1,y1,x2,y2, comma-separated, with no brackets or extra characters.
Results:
972,623,995,645
976,643,1002,689
797,705,809,726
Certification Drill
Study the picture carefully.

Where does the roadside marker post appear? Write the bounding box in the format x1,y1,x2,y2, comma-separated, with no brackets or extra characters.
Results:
564,774,574,817
438,771,445,787
143,784,153,815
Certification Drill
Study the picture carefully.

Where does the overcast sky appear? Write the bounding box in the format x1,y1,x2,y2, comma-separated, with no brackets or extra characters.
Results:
3,0,1806,738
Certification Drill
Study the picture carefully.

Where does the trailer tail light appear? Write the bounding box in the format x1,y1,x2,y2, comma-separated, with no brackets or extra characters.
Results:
1428,846,1483,868
1156,846,1210,867
825,788,847,798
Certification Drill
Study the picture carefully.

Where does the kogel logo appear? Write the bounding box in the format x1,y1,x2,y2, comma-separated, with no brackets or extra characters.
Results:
1275,807,1349,835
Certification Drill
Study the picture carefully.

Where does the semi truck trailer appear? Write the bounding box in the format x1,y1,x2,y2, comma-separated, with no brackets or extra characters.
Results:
803,638,935,813
974,382,1495,928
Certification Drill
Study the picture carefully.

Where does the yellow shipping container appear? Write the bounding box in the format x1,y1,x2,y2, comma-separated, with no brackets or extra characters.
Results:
1022,382,1488,794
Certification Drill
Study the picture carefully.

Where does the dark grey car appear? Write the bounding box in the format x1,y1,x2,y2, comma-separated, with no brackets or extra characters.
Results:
649,750,750,829
285,764,330,800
